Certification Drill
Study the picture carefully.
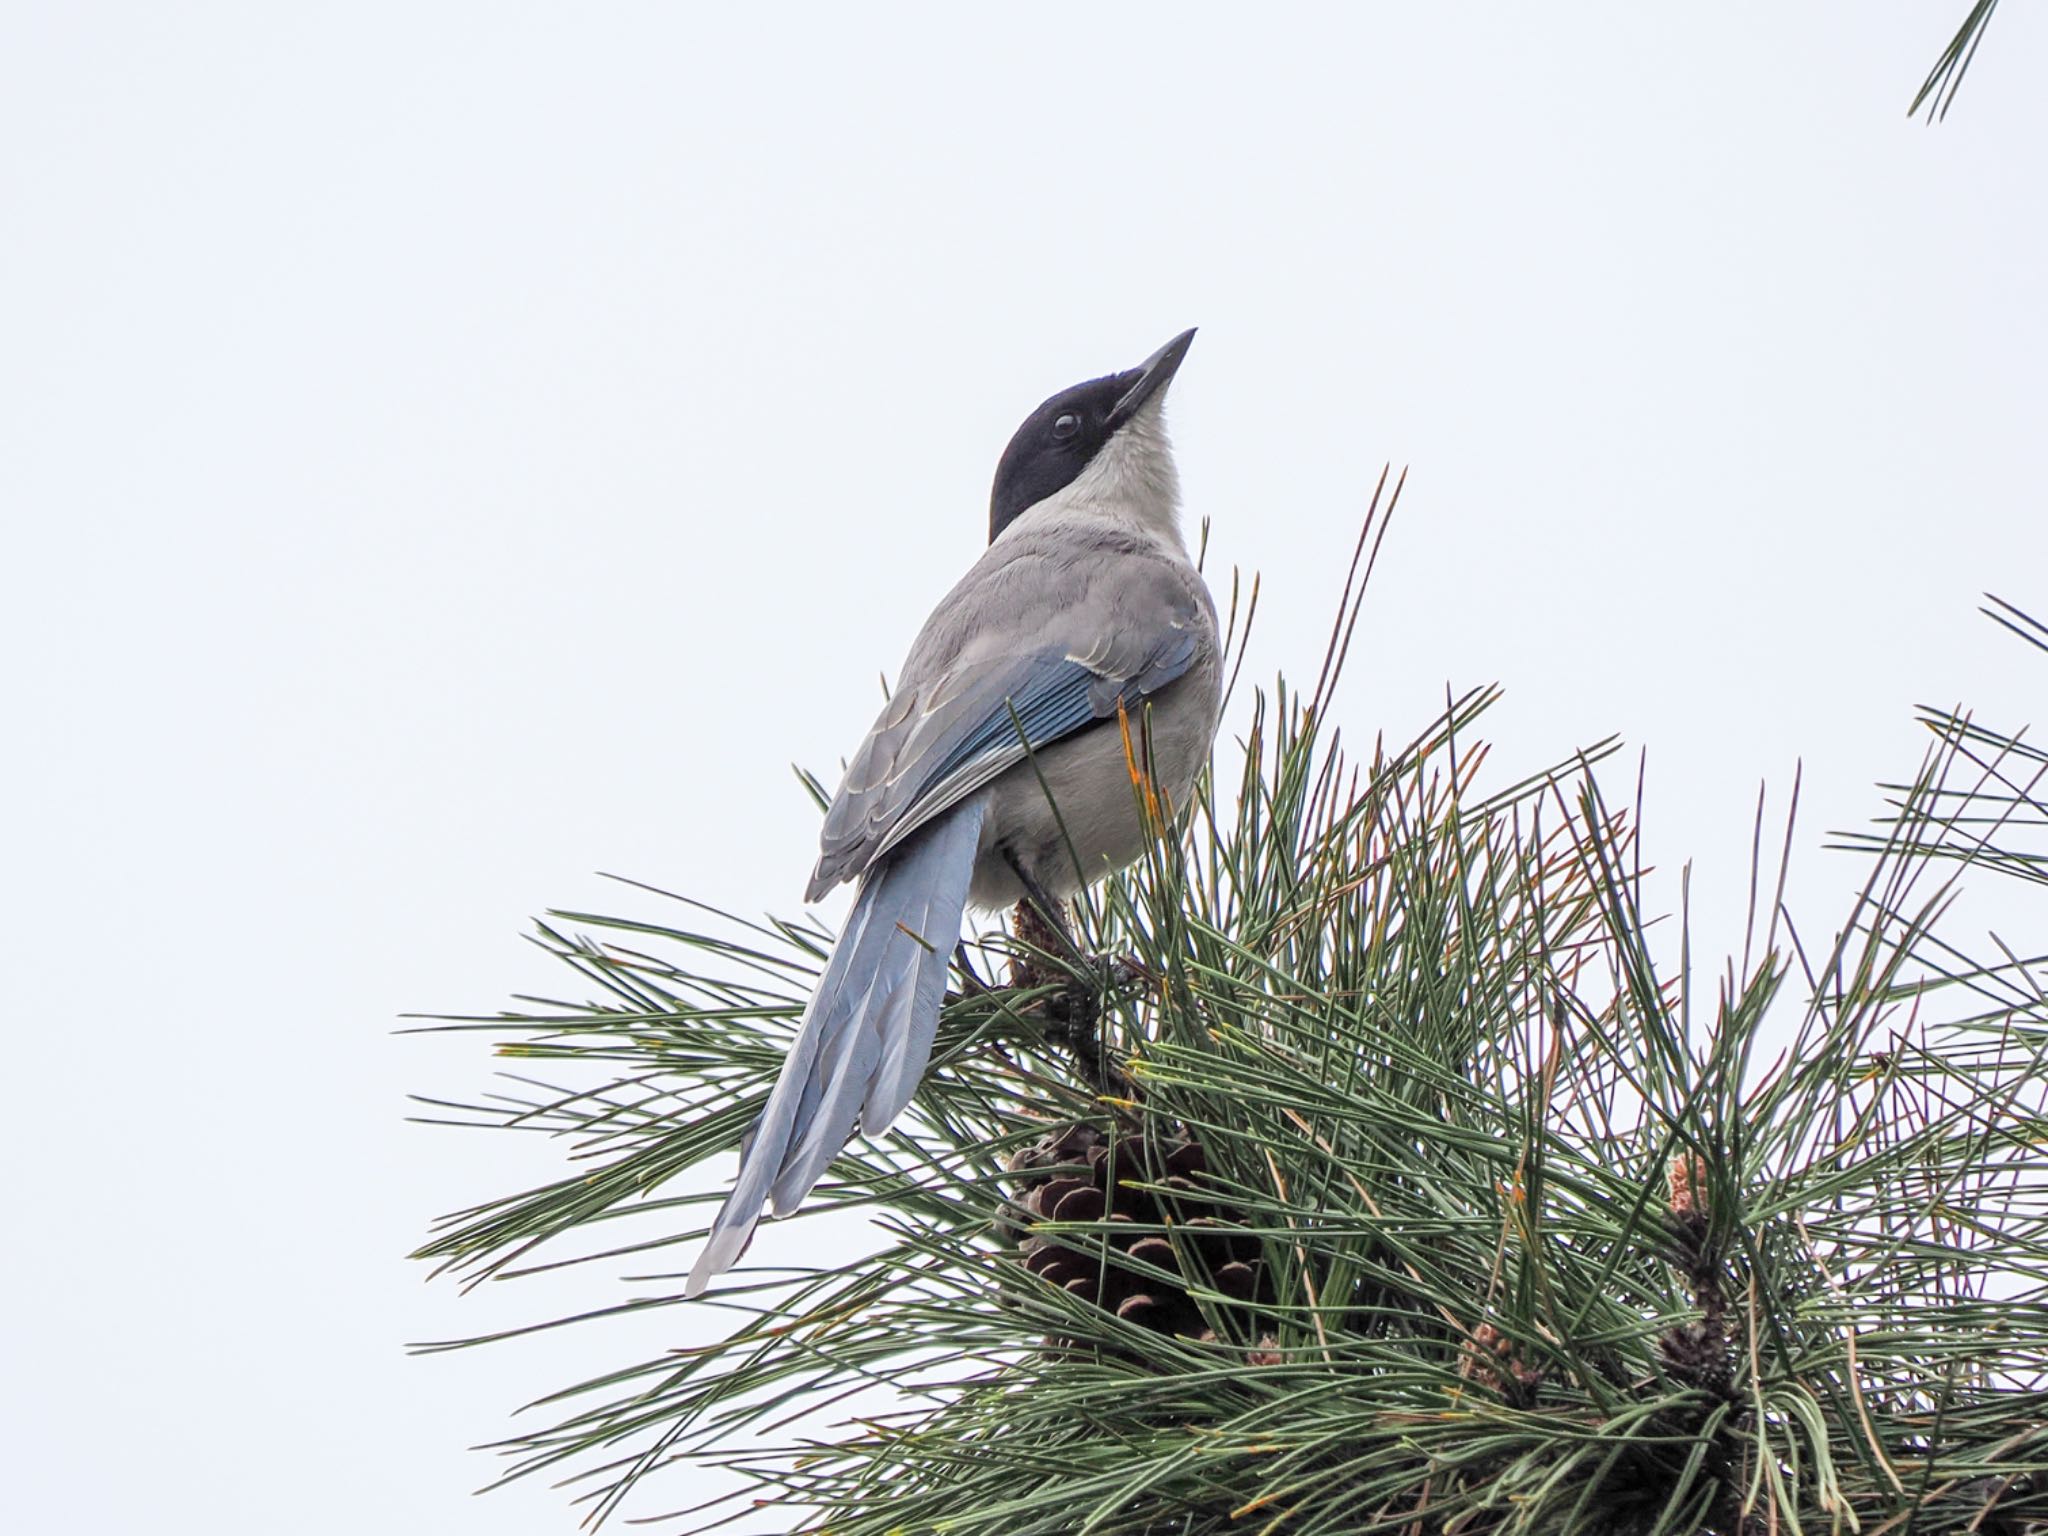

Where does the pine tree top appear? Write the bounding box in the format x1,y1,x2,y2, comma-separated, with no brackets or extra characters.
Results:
413,496,2048,1536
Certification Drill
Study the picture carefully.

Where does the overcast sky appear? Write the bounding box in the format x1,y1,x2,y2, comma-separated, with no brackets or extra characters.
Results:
6,5,2046,1532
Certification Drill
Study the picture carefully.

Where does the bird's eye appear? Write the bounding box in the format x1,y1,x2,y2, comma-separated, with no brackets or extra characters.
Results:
1052,412,1081,440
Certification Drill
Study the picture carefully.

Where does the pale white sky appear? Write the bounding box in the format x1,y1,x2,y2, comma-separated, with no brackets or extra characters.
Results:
4,5,2045,1532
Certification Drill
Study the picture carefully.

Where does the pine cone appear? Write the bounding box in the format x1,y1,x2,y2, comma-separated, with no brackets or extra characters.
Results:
1461,1321,1545,1409
1001,1122,1267,1346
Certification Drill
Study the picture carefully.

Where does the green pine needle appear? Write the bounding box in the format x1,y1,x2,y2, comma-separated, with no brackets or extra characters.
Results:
1912,1,2002,122
411,512,2048,1536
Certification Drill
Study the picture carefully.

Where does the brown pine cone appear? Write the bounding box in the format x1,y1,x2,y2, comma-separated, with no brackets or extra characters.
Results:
1000,1122,1268,1348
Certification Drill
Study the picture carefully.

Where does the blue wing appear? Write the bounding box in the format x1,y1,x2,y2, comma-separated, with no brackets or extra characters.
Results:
806,620,1202,901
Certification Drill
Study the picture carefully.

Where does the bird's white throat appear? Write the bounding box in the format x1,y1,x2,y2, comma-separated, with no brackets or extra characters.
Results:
1015,397,1183,544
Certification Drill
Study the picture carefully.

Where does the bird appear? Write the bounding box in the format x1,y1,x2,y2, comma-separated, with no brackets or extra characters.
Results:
686,328,1222,1297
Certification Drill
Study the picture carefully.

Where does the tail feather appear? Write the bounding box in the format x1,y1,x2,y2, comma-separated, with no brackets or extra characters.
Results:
860,869,966,1135
772,894,892,1165
685,800,985,1297
768,965,898,1215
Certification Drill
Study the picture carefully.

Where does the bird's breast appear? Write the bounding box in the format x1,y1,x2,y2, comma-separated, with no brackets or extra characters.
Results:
966,659,1220,911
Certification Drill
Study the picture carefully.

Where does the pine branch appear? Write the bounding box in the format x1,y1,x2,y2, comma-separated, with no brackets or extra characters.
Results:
411,549,2048,1535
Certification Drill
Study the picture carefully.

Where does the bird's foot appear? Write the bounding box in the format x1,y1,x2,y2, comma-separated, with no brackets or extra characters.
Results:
1039,982,1112,1095
1007,900,1147,1100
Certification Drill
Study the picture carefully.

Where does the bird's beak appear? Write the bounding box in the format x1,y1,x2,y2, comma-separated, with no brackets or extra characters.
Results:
1108,327,1196,428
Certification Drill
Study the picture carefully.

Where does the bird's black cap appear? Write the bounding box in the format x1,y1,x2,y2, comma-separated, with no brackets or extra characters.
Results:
988,329,1195,544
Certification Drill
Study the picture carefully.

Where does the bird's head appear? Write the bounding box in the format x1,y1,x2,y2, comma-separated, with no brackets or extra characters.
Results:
988,328,1195,544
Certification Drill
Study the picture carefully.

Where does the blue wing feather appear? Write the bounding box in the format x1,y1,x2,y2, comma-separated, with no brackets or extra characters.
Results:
926,661,1098,785
807,560,1211,899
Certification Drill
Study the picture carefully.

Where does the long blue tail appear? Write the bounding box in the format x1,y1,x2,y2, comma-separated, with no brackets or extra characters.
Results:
686,800,986,1297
